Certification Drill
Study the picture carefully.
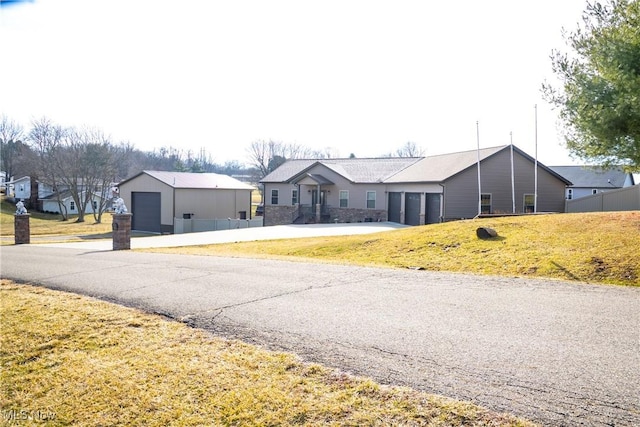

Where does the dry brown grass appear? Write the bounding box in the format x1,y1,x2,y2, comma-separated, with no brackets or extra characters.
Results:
146,212,640,286
0,280,535,426
0,198,112,240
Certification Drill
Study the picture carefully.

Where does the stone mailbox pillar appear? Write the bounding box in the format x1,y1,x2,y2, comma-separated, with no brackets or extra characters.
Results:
14,214,31,244
112,213,132,250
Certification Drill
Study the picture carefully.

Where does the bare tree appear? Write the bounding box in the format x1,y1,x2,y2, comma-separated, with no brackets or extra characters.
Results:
28,119,121,223
382,141,426,158
28,117,67,218
246,140,315,180
0,114,26,183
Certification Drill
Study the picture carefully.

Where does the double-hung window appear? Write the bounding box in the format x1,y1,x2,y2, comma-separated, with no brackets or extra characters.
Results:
291,189,298,205
523,194,535,213
480,194,491,214
339,190,349,208
366,191,376,209
271,189,279,205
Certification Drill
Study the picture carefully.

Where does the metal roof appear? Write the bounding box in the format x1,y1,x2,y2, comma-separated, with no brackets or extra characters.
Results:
119,171,255,190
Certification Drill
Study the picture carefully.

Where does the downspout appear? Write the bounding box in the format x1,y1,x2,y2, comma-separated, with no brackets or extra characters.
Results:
172,184,176,234
439,183,446,222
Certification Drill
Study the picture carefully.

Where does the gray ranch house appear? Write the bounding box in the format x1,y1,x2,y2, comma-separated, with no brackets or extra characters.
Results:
118,171,255,233
549,165,636,200
260,145,571,226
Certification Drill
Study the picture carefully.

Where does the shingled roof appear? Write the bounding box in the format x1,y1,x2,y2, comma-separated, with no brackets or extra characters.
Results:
548,166,633,188
261,157,421,184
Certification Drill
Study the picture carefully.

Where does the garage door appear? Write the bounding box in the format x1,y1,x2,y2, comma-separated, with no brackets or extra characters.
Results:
405,192,421,225
425,193,441,224
387,192,401,223
131,192,161,233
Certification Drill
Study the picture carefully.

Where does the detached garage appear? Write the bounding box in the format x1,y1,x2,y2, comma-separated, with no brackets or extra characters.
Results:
118,171,255,233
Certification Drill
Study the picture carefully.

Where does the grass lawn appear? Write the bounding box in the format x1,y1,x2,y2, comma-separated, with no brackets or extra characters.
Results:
146,211,640,287
0,198,113,242
0,280,535,426
2,204,635,424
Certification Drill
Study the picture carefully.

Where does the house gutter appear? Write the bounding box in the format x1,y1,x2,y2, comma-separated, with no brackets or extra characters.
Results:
439,183,446,222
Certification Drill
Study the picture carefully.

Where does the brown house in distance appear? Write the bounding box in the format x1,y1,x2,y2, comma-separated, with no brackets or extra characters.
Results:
260,145,571,226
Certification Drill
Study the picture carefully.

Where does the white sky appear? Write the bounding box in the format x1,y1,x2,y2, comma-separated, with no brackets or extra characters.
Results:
1,0,590,166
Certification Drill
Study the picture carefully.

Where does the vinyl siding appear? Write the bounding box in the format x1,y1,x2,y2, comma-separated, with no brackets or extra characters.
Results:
443,149,566,219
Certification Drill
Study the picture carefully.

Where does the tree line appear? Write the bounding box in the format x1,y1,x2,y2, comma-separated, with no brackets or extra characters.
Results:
0,116,255,222
0,115,426,223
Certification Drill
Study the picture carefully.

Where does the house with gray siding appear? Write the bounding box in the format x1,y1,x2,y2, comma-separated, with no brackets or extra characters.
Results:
260,145,571,226
548,166,635,200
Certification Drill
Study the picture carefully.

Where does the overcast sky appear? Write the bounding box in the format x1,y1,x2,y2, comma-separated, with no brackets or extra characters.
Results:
1,0,590,166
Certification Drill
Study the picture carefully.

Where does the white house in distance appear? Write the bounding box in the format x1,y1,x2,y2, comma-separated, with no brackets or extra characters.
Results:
117,170,255,233
5,175,106,214
549,166,636,200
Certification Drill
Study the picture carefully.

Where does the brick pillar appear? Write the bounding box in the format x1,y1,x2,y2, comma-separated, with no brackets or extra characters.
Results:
112,213,132,250
14,214,30,244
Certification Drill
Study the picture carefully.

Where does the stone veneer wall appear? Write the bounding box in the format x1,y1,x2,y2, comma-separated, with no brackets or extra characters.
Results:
326,207,387,223
14,214,30,244
112,213,132,250
264,205,298,226
265,205,387,226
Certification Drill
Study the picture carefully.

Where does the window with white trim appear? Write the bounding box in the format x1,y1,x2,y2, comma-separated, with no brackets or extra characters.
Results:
339,190,349,208
291,189,298,205
70,201,76,211
366,191,376,209
523,194,535,213
271,189,279,205
480,193,491,214
567,189,573,200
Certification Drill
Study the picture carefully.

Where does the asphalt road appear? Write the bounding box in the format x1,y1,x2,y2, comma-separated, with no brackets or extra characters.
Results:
1,245,639,426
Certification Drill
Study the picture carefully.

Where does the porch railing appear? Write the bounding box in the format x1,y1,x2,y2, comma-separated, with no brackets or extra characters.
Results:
292,204,332,223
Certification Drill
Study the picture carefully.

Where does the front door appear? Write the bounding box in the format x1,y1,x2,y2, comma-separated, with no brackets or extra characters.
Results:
311,190,326,206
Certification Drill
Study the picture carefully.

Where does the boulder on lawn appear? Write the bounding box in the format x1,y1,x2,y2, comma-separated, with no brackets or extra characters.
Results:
476,227,498,239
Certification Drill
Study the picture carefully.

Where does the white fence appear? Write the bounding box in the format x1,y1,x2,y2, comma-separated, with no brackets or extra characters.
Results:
566,184,640,213
174,217,263,234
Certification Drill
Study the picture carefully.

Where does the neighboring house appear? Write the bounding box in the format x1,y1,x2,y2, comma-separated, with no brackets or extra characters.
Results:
5,175,111,213
0,171,7,193
549,166,636,200
117,170,255,233
7,176,33,200
40,190,106,215
261,145,571,226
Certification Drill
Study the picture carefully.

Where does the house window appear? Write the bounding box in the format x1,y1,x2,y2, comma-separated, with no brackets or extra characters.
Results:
19,184,24,192
339,190,349,208
291,189,298,205
366,191,376,209
70,201,76,211
567,189,573,200
271,189,279,205
592,189,598,195
480,194,491,214
523,194,535,213
93,201,98,210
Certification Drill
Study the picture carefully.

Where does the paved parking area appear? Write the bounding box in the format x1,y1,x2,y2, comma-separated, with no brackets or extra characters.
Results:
38,222,409,250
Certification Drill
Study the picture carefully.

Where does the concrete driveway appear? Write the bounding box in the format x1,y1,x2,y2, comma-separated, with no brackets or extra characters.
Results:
2,224,639,426
36,222,409,250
